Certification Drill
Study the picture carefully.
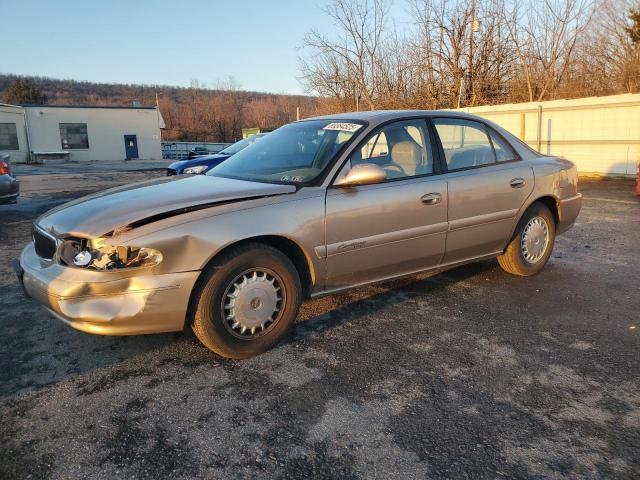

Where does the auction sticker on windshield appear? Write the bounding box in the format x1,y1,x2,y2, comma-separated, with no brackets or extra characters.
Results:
323,122,362,133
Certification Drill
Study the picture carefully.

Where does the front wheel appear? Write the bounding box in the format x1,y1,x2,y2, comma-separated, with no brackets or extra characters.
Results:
497,203,556,276
190,243,301,359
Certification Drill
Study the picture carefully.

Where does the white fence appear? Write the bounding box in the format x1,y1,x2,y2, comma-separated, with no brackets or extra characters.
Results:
457,93,640,175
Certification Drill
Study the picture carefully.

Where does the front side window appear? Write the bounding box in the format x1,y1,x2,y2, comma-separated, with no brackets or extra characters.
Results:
350,119,433,179
209,120,362,184
360,131,389,160
0,123,19,150
433,118,495,170
60,123,89,149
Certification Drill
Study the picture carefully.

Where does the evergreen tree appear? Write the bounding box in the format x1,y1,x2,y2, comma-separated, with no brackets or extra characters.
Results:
626,9,640,44
3,78,47,105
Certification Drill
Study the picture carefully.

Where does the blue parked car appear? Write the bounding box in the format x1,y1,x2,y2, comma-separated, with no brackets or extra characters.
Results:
167,134,266,176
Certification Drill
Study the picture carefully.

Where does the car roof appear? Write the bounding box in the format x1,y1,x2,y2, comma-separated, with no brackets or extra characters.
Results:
302,109,540,161
303,109,485,127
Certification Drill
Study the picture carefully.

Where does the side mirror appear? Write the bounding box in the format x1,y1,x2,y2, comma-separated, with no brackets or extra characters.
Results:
335,163,387,187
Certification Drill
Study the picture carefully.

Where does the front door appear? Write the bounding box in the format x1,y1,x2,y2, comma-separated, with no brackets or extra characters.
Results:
324,119,448,291
124,135,139,160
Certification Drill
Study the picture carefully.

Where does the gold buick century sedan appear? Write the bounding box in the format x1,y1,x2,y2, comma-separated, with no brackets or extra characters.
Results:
16,111,582,358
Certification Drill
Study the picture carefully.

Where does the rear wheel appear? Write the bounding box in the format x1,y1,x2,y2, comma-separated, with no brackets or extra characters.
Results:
497,203,556,276
191,243,301,359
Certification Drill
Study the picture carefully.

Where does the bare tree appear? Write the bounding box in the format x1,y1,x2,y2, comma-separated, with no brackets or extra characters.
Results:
410,0,515,107
590,0,640,93
299,0,639,110
300,0,391,110
501,0,593,101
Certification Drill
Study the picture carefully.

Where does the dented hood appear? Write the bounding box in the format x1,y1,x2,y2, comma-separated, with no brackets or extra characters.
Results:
37,175,297,238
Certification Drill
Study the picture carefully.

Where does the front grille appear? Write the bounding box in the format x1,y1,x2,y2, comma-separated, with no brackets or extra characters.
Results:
33,227,57,260
166,168,177,176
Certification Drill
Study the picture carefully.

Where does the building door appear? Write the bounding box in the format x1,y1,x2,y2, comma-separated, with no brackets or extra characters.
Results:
124,135,139,159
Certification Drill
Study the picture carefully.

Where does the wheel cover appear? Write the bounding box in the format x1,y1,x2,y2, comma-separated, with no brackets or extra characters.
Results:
520,216,550,264
222,268,285,338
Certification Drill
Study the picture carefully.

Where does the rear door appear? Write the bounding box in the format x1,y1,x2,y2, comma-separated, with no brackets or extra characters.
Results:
324,118,448,290
432,117,534,264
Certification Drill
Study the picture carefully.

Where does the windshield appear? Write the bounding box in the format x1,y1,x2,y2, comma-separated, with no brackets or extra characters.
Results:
208,120,363,184
220,135,262,155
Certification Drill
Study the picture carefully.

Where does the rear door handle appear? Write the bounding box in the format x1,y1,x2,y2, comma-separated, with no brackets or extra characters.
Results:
510,178,526,188
421,193,442,205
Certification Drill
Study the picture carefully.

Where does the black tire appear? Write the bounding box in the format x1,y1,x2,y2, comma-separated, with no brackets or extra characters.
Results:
190,243,301,359
497,203,556,276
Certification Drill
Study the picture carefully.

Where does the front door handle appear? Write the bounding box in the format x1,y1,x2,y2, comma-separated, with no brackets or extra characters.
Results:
510,178,526,188
421,193,442,205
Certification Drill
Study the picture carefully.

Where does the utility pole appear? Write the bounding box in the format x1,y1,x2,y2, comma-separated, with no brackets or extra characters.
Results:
468,0,476,106
457,74,465,109
155,91,162,133
354,85,360,112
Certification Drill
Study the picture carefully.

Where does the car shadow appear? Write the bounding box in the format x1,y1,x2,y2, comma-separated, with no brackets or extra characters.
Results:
286,260,497,346
1,259,497,400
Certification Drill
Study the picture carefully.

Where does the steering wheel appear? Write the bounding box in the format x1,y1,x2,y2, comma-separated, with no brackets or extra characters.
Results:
383,161,407,177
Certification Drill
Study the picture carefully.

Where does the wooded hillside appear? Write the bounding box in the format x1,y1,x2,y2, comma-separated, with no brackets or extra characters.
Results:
0,74,319,142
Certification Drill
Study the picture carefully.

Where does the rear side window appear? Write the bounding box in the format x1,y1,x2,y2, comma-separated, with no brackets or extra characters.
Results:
433,118,495,170
488,129,518,162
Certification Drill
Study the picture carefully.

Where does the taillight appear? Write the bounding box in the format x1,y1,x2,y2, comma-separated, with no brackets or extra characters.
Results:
0,161,10,175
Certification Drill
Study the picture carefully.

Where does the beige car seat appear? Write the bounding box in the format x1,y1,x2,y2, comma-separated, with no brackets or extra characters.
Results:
390,141,423,176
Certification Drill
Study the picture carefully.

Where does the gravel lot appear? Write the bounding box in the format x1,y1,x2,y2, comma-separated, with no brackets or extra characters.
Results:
1,172,638,479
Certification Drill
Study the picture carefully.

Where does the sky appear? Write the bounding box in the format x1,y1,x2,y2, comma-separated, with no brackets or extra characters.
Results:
0,0,365,95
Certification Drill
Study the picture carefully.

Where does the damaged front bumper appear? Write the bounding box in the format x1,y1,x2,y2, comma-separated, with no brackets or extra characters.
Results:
19,243,200,335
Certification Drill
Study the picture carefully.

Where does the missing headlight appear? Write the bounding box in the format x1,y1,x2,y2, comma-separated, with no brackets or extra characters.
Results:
60,238,162,271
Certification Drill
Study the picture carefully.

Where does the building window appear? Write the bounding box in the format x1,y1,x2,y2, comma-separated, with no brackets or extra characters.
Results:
0,123,19,150
59,123,89,149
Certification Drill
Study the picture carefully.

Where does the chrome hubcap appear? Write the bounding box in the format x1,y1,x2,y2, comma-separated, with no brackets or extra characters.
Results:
521,216,549,264
222,269,284,338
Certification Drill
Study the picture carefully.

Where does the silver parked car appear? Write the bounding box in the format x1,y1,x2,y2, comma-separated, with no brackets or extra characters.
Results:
17,111,582,358
0,154,19,204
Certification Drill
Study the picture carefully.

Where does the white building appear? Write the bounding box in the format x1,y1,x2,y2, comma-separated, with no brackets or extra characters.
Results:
0,104,165,163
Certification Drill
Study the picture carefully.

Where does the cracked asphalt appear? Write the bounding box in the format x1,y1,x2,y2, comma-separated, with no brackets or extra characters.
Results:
1,172,638,479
